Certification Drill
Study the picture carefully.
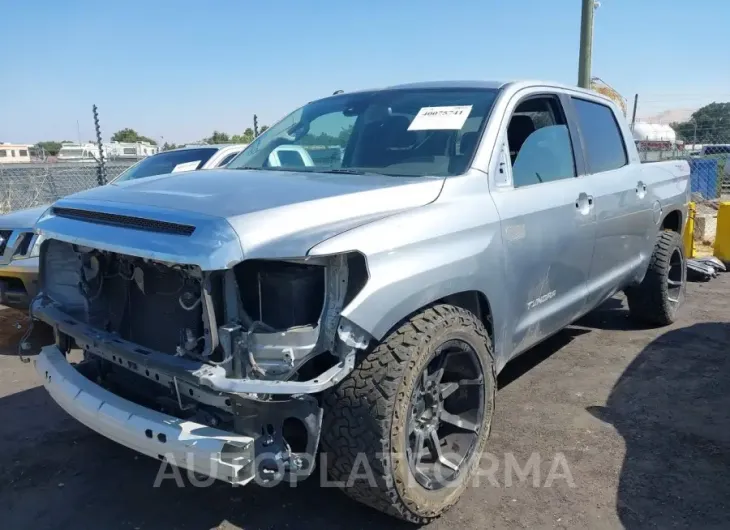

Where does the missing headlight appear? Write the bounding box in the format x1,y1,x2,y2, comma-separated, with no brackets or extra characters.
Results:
234,259,326,330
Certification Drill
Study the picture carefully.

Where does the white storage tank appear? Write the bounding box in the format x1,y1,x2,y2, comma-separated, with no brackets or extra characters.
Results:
656,124,677,142
632,122,677,143
632,121,656,141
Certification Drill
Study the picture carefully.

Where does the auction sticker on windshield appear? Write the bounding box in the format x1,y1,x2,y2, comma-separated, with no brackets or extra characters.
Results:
408,105,473,131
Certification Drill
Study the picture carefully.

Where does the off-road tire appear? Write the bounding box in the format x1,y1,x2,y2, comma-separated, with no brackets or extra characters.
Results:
626,230,686,326
321,304,496,523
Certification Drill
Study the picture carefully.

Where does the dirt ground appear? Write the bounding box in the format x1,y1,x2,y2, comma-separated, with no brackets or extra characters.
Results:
1,276,729,530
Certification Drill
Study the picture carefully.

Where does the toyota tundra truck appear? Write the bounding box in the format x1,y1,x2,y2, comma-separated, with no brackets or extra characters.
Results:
29,80,689,523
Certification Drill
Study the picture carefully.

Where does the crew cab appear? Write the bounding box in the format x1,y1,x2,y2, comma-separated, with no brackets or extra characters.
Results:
30,81,689,523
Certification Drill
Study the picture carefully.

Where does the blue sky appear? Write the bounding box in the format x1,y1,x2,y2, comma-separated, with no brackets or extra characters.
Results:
1,0,728,144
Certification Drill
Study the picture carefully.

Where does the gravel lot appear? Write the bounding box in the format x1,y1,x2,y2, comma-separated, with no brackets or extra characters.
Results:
1,276,729,530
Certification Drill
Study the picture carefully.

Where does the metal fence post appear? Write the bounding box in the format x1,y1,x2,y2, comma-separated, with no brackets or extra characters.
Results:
93,104,107,186
630,94,639,130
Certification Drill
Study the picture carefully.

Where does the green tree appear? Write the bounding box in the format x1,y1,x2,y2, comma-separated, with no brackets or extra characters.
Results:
111,128,158,145
297,125,353,147
161,142,179,151
34,141,63,156
338,124,354,144
205,122,271,145
231,128,256,144
205,131,231,144
671,102,730,144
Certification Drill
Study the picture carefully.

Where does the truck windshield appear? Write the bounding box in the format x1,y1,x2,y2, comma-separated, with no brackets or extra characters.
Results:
112,148,219,183
227,88,499,177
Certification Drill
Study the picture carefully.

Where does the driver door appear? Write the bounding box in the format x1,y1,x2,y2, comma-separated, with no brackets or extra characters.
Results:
490,93,596,358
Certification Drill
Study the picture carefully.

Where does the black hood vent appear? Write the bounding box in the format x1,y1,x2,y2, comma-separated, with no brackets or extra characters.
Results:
52,207,196,236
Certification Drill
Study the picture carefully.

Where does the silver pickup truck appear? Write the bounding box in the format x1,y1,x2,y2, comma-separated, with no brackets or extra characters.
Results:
30,80,689,523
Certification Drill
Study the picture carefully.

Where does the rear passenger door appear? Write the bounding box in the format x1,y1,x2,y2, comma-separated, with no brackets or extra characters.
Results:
489,92,596,358
569,97,655,309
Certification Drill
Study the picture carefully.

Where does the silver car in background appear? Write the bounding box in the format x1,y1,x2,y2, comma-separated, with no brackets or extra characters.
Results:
0,144,248,308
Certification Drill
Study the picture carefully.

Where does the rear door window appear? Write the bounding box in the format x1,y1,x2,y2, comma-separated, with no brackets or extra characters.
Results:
571,98,628,173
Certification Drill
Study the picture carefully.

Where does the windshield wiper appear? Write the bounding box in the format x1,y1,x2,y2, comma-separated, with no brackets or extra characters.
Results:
232,166,385,176
232,166,317,173
320,168,372,175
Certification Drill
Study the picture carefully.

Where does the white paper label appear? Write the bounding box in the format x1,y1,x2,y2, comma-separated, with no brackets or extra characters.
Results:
171,161,201,173
408,105,473,131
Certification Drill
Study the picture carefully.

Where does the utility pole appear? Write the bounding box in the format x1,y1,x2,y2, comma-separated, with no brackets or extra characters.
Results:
578,0,597,88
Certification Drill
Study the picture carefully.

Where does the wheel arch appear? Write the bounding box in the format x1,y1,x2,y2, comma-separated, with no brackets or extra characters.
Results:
346,284,498,355
661,209,683,233
439,290,494,344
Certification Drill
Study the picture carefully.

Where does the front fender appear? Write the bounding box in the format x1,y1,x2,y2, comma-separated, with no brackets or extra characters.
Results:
308,189,509,363
340,234,498,341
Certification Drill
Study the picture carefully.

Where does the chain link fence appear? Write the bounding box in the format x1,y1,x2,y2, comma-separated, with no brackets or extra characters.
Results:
0,162,135,214
636,135,729,200
2,125,728,214
631,94,730,200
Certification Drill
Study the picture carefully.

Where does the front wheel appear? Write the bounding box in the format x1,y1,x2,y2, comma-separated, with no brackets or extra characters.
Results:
626,230,686,326
321,304,496,523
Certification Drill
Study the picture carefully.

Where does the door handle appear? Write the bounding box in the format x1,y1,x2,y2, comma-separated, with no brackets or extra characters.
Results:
575,193,593,214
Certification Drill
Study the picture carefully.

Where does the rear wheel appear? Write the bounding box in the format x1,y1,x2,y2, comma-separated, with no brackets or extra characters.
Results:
321,304,496,523
626,230,686,326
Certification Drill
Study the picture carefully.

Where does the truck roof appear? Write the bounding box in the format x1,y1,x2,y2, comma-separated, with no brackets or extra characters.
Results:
326,80,613,105
178,144,247,150
385,80,508,90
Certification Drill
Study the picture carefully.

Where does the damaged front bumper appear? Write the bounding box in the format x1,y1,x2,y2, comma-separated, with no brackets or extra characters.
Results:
30,250,369,483
35,345,258,484
30,210,373,481
32,298,364,395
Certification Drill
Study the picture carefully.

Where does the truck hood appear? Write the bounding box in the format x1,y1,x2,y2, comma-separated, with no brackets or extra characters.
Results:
0,205,50,230
36,169,444,269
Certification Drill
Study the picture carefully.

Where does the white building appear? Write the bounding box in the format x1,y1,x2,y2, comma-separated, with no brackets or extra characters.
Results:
57,142,101,162
106,141,159,159
0,143,33,163
57,141,160,162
